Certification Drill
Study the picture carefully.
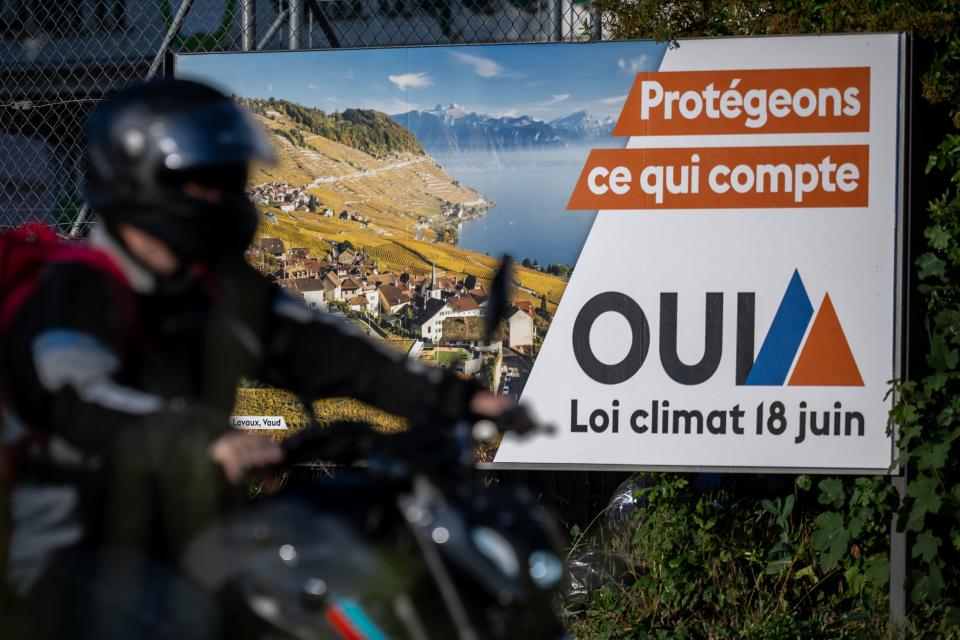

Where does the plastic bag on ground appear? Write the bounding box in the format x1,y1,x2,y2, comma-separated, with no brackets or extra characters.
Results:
562,546,632,616
604,475,649,531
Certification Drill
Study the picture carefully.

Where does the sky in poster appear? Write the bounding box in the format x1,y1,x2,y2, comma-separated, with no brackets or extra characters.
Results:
177,41,667,122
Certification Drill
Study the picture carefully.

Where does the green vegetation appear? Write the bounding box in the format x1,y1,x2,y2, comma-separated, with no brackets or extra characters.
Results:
272,127,307,148
571,1,960,637
434,348,469,365
547,263,573,278
242,97,424,158
567,475,891,639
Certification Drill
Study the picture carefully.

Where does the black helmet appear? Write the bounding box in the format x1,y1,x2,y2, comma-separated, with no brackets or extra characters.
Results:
84,78,275,263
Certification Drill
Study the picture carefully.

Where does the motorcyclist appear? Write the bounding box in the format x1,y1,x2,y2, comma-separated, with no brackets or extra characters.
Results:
0,78,511,638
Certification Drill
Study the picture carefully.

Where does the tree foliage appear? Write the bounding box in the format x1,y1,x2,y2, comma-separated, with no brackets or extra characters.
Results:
592,1,959,124
242,97,425,157
576,1,960,635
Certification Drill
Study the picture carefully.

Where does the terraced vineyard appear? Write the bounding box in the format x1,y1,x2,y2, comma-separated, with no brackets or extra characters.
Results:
260,215,332,258
514,267,568,303
363,243,432,276
233,388,407,433
396,238,499,279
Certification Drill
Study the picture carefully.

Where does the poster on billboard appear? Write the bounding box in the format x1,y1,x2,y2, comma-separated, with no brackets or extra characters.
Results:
177,33,905,473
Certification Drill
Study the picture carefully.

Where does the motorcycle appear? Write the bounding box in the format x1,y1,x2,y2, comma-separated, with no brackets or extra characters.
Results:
181,260,569,640
182,417,566,640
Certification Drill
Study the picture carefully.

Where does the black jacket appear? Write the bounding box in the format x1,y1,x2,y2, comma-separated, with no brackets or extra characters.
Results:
1,229,473,588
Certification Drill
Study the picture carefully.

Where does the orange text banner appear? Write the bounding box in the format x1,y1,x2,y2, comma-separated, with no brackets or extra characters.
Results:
567,146,870,210
614,68,870,136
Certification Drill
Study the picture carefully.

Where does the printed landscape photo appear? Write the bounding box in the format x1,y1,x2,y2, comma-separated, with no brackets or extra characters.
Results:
177,42,665,443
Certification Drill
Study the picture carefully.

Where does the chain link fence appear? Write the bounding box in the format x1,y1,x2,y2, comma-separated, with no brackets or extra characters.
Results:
0,0,602,235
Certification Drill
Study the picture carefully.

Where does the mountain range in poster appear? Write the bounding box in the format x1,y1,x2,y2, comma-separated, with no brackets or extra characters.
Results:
391,103,614,154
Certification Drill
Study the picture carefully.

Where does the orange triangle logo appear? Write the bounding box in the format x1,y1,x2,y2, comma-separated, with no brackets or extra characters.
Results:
788,294,864,386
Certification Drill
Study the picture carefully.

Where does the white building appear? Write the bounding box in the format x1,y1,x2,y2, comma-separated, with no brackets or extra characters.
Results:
506,307,534,349
413,296,489,342
413,299,451,341
447,295,483,318
362,289,381,316
294,278,327,311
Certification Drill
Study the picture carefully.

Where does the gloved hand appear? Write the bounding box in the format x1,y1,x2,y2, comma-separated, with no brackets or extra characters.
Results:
468,391,539,436
208,431,284,484
426,374,542,437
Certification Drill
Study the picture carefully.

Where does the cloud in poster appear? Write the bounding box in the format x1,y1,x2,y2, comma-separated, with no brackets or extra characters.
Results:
450,51,504,78
617,55,650,73
541,94,571,106
597,94,628,105
388,72,432,89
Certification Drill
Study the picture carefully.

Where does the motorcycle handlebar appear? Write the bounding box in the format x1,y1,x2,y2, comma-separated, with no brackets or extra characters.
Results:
280,409,553,470
280,421,376,466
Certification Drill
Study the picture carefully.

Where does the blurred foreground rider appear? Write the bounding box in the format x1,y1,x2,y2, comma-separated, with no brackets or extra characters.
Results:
0,79,510,638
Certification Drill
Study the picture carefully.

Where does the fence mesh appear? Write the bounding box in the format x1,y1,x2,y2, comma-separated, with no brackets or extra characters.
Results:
0,0,602,235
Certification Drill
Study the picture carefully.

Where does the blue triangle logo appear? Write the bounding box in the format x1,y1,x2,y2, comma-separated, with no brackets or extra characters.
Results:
744,270,814,386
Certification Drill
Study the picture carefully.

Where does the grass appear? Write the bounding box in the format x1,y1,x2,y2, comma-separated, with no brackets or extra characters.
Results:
562,475,892,639
434,348,469,365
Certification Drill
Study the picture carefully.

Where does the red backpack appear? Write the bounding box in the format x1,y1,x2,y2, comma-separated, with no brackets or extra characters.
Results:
0,223,127,330
0,222,129,585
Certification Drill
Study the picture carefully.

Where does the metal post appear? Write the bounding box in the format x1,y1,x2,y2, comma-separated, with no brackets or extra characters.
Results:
889,33,915,637
288,0,303,49
241,0,257,51
308,7,314,49
890,473,907,634
305,0,341,48
552,0,563,42
146,0,195,79
257,8,290,50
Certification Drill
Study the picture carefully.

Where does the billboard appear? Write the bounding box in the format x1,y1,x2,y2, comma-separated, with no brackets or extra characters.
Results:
177,33,905,473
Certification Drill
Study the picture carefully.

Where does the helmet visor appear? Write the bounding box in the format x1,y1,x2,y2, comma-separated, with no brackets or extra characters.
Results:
157,101,277,171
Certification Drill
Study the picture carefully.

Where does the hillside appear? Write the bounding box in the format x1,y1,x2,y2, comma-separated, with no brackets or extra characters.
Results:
242,94,569,308
245,99,486,234
241,97,423,158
